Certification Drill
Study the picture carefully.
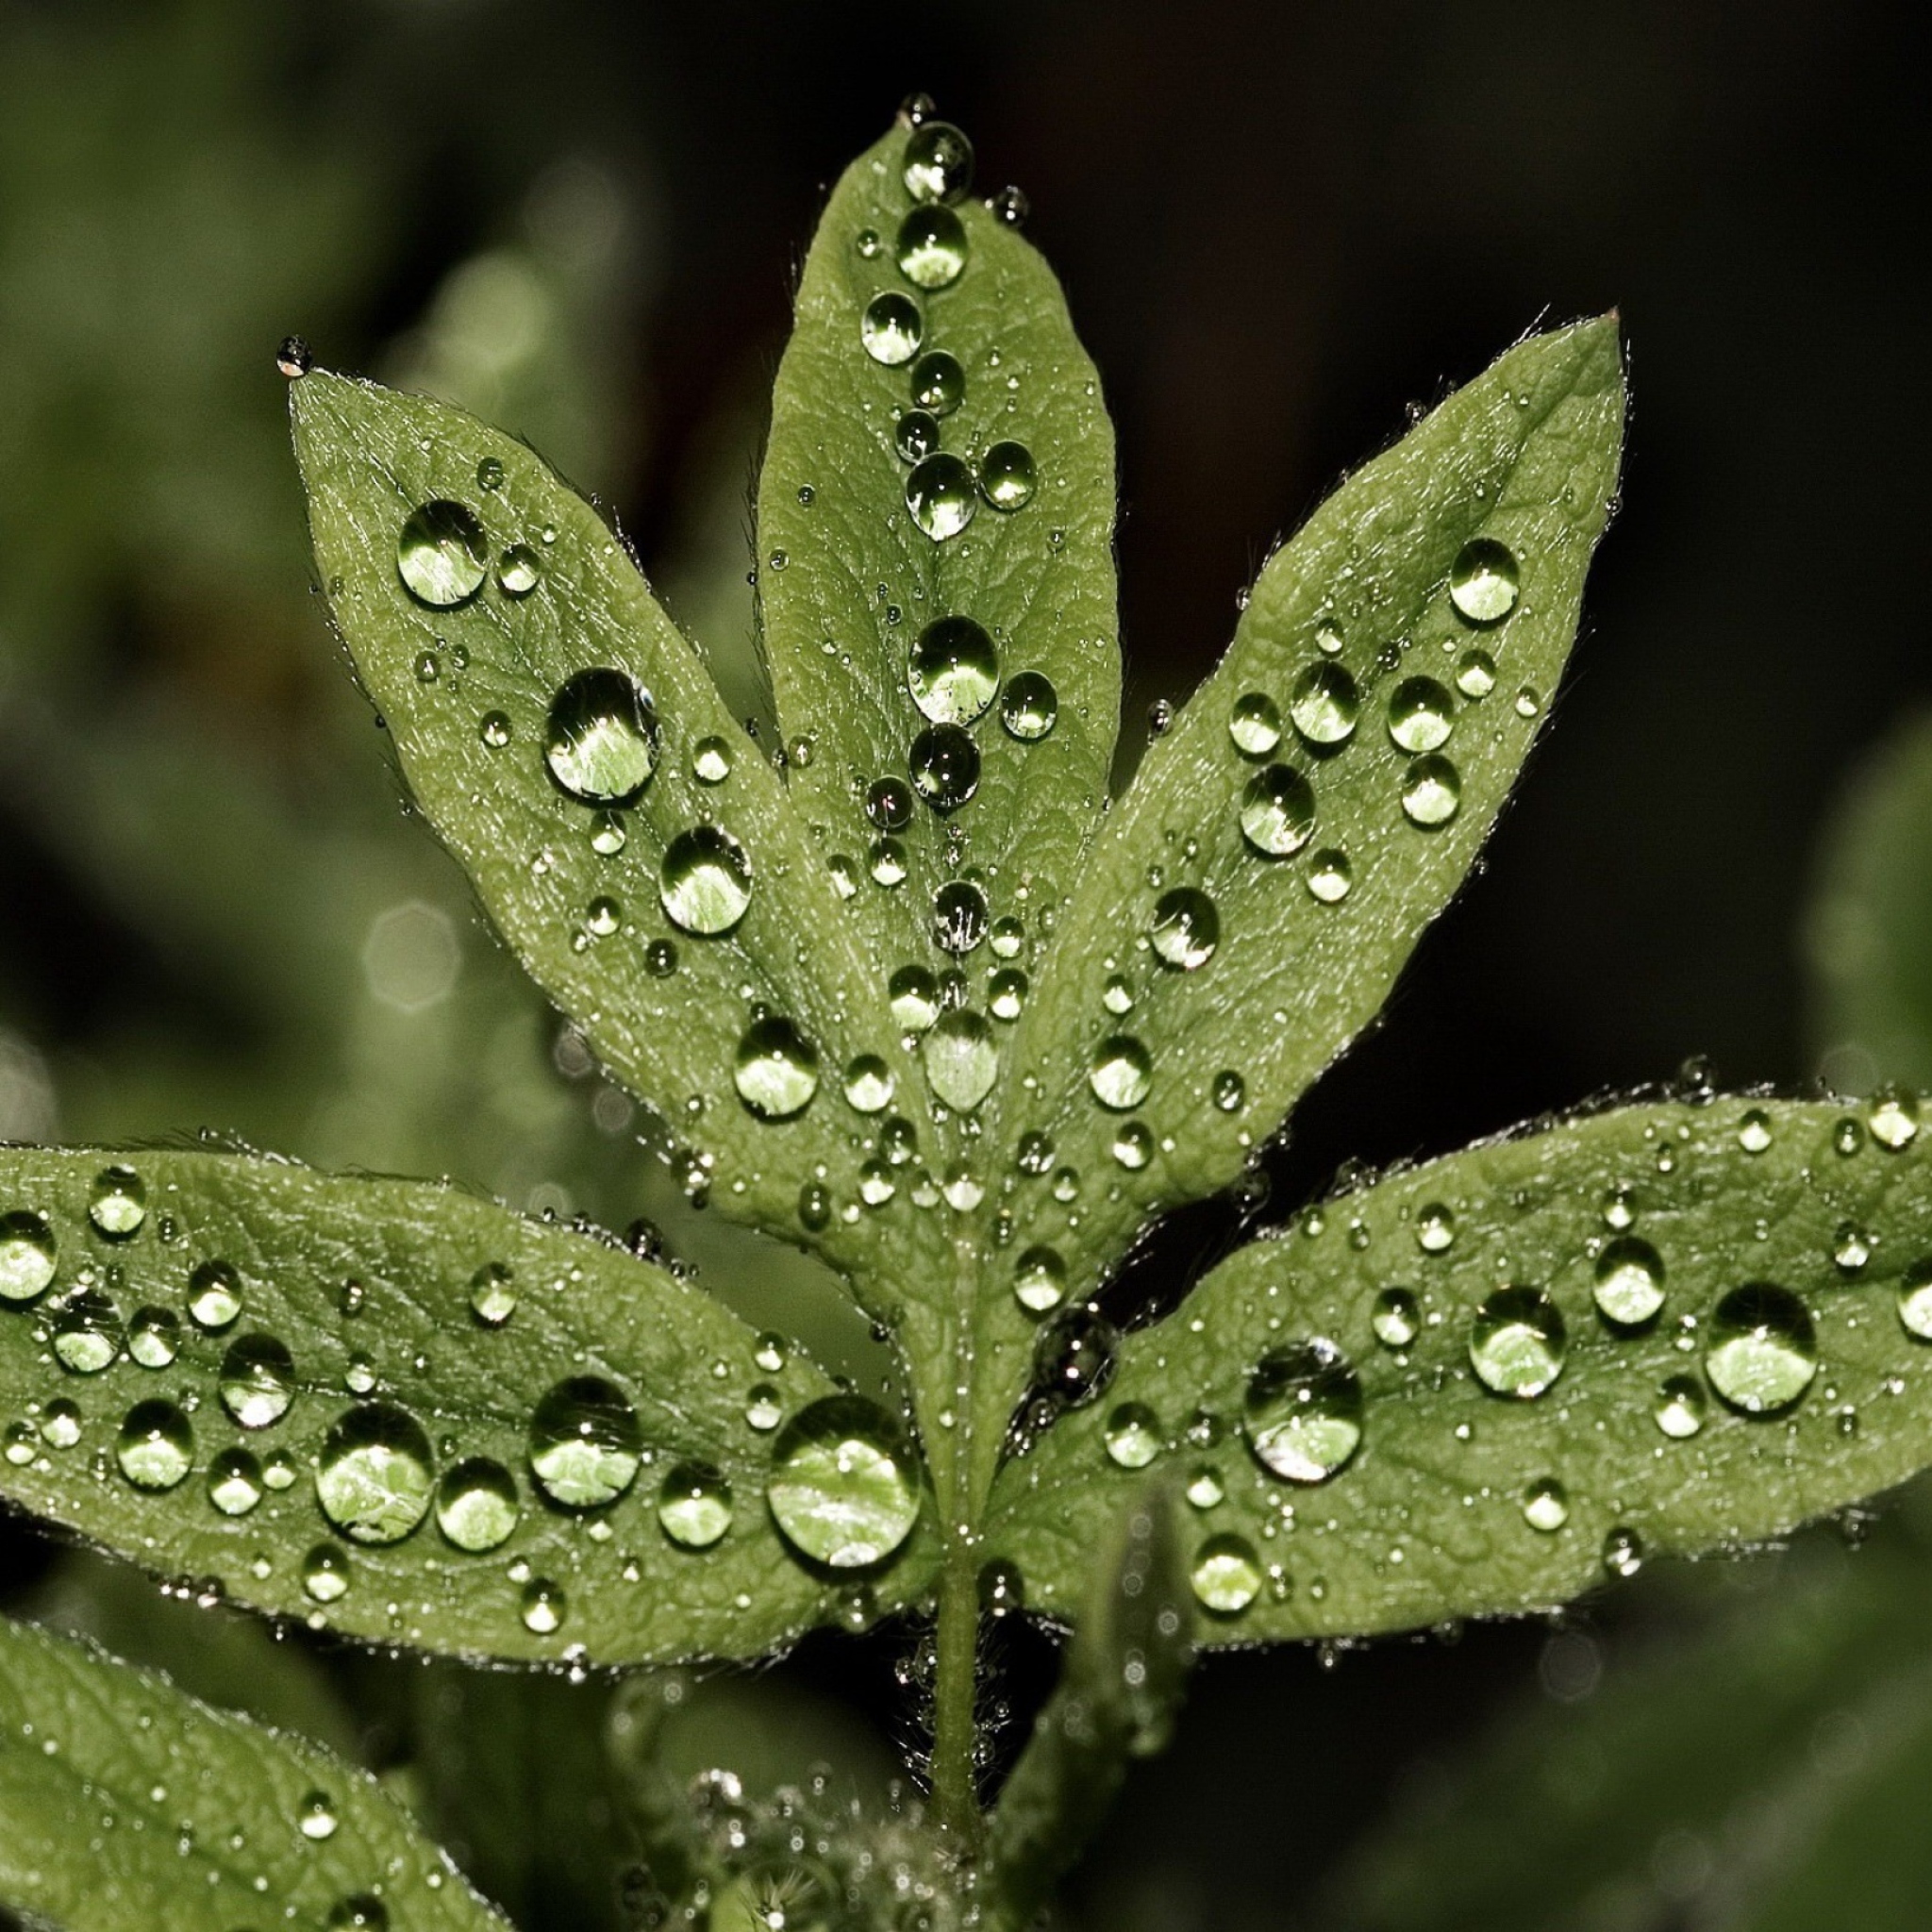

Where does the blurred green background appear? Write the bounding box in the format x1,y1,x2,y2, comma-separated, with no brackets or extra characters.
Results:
2,1,1928,1926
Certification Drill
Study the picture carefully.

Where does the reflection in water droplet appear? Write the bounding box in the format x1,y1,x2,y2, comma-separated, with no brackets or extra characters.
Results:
658,1462,734,1549
990,968,1027,1020
1191,1533,1262,1614
1469,1287,1567,1398
896,410,941,464
896,206,968,289
219,1334,297,1428
529,1375,643,1507
860,291,924,366
397,501,489,608
479,710,512,750
476,456,505,491
1897,1260,1932,1341
1401,756,1461,828
1089,1035,1153,1111
128,1306,180,1368
208,1448,264,1517
909,350,966,416
768,1395,920,1569
1705,1284,1817,1415
316,1404,435,1545
661,825,754,935
1150,888,1219,971
1289,663,1359,746
1001,672,1058,741
39,1400,80,1450
909,723,981,808
1243,1340,1363,1483
1239,765,1316,858
980,441,1037,511
543,668,658,808
909,616,999,724
187,1259,243,1331
1105,1402,1163,1469
934,880,990,955
496,544,541,597
51,1288,122,1374
1013,1246,1067,1315
924,1010,999,1112
867,775,914,831
1417,1205,1456,1254
1449,539,1521,625
1387,677,1456,754
1372,1288,1420,1348
1522,1477,1570,1532
88,1165,147,1239
435,1457,520,1552
116,1400,193,1491
0,1210,57,1304
1655,1375,1707,1438
469,1261,517,1326
980,1557,1024,1617
1593,1237,1666,1325
904,121,974,204
734,1017,821,1120
907,453,977,541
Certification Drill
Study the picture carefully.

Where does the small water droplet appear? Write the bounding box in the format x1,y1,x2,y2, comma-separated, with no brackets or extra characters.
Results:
1191,1533,1262,1614
1401,756,1461,828
469,1262,517,1326
1522,1477,1570,1532
521,1576,567,1633
476,456,505,491
50,1287,122,1374
397,501,488,608
1105,1402,1163,1469
187,1259,243,1330
896,205,968,289
1239,765,1316,858
842,1056,896,1114
909,616,999,724
1448,539,1521,625
1835,1222,1874,1274
1111,1121,1154,1169
317,1404,435,1544
658,1461,734,1549
895,409,941,462
127,1306,180,1368
1737,1108,1774,1154
979,441,1037,511
907,453,977,541
661,825,754,935
860,292,924,366
1089,1035,1153,1110
1705,1284,1817,1414
1455,649,1496,699
529,1375,642,1507
904,121,974,204
1000,671,1058,741
1243,1340,1363,1483
891,966,941,1034
479,710,512,749
39,1399,80,1450
1602,1526,1644,1579
867,775,914,830
208,1448,264,1517
1229,692,1283,757
869,837,908,886
544,668,658,807
275,334,313,378
496,544,541,597
734,1017,821,1120
434,1457,520,1552
1149,888,1219,971
979,1557,1024,1617
1306,848,1354,903
1387,676,1456,754
219,1334,297,1428
116,1400,193,1491
88,1165,147,1240
768,1396,920,1569
924,1009,998,1111
1655,1374,1707,1438
909,350,966,416
1469,1286,1567,1399
1416,1204,1457,1254
1013,1246,1067,1314
1372,1288,1420,1348
1594,1237,1666,1326
1034,1308,1120,1407
297,1792,340,1841
1214,1069,1246,1112
1868,1088,1921,1150
990,968,1027,1020
302,1544,351,1604
1289,663,1360,746
909,723,981,808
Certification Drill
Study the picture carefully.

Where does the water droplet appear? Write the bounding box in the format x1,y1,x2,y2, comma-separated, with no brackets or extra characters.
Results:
734,1017,821,1120
896,409,941,463
477,456,505,490
187,1259,243,1330
869,839,908,888
39,1400,79,1450
479,710,512,749
688,736,732,787
116,1400,192,1491
496,544,541,597
521,1577,567,1634
434,1457,520,1552
1834,1116,1863,1157
1105,1402,1163,1469
1897,1261,1932,1340
1013,1246,1067,1314
1455,649,1496,699
979,441,1037,511
1111,1121,1153,1169
1602,1526,1644,1579
1372,1287,1420,1348
1655,1375,1707,1438
297,1792,340,1841
907,453,977,541
657,1462,733,1550
1239,765,1316,858
1469,1287,1567,1398
842,1056,895,1113
1868,1088,1920,1150
275,334,313,378
3,1422,35,1467
1191,1533,1262,1614
768,1396,920,1569
1089,1035,1152,1111
1737,1108,1774,1154
1522,1477,1570,1532
924,1010,998,1111
1186,1465,1224,1509
397,501,488,608
891,965,941,1033
303,1544,350,1604
897,206,968,288
219,1334,296,1428
1289,663,1359,746
1229,692,1283,758
1449,539,1521,625
543,668,658,807
0,1210,57,1304
1243,1340,1364,1483
1387,677,1456,754
1213,1069,1246,1112
1303,848,1354,904
1593,1237,1666,1325
317,1404,435,1544
529,1375,642,1508
860,291,924,366
1416,1205,1457,1254
904,121,974,204
1835,1222,1874,1274
1705,1284,1817,1415
1034,1308,1120,1407
208,1448,264,1517
88,1165,146,1239
127,1306,180,1368
908,616,999,724
867,775,914,831
909,723,981,808
933,880,991,956
989,968,1028,1020
469,1261,517,1326
909,350,966,416
979,1557,1024,1617
661,825,754,934
1148,887,1220,972
49,1287,121,1374
1401,755,1461,828
645,938,678,977
1000,671,1058,741
589,811,627,858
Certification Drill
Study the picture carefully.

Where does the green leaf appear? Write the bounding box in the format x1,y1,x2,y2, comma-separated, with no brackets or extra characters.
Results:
756,123,1119,976
290,370,932,1292
0,1612,506,1931
987,1094,1932,1642
989,319,1626,1341
985,1484,1192,1930
0,1148,936,1664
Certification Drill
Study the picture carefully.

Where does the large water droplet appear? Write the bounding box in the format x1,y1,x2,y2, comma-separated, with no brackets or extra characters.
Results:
924,1009,998,1112
0,1210,57,1304
116,1400,192,1491
1469,1287,1567,1398
768,1396,920,1569
1149,888,1219,971
1229,692,1283,758
658,1461,734,1550
1089,1035,1152,1110
1191,1533,1262,1614
1238,765,1316,858
51,1288,122,1374
1387,677,1456,754
979,441,1037,511
909,724,981,809
904,121,974,204
1868,1088,1921,1150
219,1334,297,1428
909,616,999,724
1000,672,1058,741
909,350,966,416
896,206,968,289
860,292,924,366
1400,755,1461,828
734,1017,821,1120
543,668,658,808
88,1165,147,1240
529,1375,642,1507
396,501,488,608
661,825,754,934
1289,663,1360,746
1593,1237,1666,1326
1705,1284,1817,1415
1243,1339,1364,1483
316,1404,435,1544
907,453,977,541
434,1457,520,1552
1449,539,1521,625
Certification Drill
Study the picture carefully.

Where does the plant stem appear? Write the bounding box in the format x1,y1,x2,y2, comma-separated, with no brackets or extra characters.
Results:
931,1523,984,1852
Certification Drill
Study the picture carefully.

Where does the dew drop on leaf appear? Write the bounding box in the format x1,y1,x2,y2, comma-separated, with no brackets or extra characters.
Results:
1289,663,1360,746
128,1306,180,1368
1448,538,1521,625
860,291,924,366
0,1210,57,1304
896,205,968,288
734,1017,821,1120
316,1404,435,1544
1238,765,1316,858
1401,756,1462,828
297,1791,340,1841
1416,1204,1457,1254
1602,1525,1644,1579
767,1395,920,1570
87,1165,147,1240
979,441,1038,511
521,1577,567,1634
979,1557,1024,1617
476,456,505,491
396,501,488,608
116,1400,193,1491
1522,1477,1570,1532
909,349,966,416
1088,1035,1153,1111
1243,1340,1364,1483
1214,1070,1246,1112
908,616,999,724
1111,1121,1154,1169
1455,649,1497,699
39,1399,80,1449
842,1056,896,1114
543,668,658,808
469,1261,517,1326
1033,1308,1120,1407
479,710,512,749
1593,1237,1666,1325
496,543,541,597
658,1461,734,1550
208,1448,264,1517
1306,848,1354,903
924,1009,999,1111
1372,1288,1421,1348
890,965,941,1033
1014,1245,1068,1316
867,775,914,830
187,1258,243,1330
528,1374,643,1508
1229,691,1283,757
1387,676,1457,753
1104,1402,1163,1469
661,825,754,935
933,880,990,955
1000,672,1058,741
896,410,941,462
303,1544,351,1605
1737,1108,1774,1153
906,453,978,541
909,723,981,808
1868,1088,1921,1150
51,1288,122,1374
990,968,1028,1020
1705,1284,1817,1415
1655,1374,1707,1438
434,1457,520,1552
1149,888,1220,971
218,1333,297,1428
1469,1286,1567,1399
903,121,974,204
1190,1533,1262,1615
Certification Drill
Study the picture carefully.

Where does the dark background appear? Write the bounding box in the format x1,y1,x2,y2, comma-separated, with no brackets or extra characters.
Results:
1,2,1925,1925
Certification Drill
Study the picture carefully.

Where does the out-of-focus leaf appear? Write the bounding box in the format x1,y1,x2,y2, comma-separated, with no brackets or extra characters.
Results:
989,1096,1932,1641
